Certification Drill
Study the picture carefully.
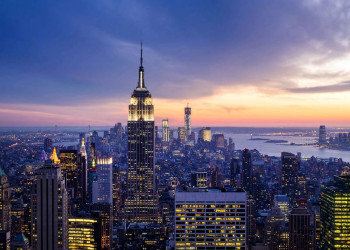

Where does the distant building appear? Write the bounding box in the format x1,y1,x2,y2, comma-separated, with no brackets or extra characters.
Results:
274,195,290,222
319,125,326,145
242,148,252,196
31,162,68,250
44,137,53,153
289,207,312,250
175,188,247,249
190,171,208,188
59,150,80,199
265,207,288,250
281,152,299,205
212,133,225,148
320,175,350,249
198,127,211,142
92,157,113,204
162,119,170,142
184,104,191,138
177,127,186,145
0,167,11,233
230,158,241,188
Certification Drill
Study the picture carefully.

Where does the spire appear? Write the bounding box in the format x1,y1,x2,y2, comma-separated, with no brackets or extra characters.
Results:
50,147,60,164
140,41,143,67
137,41,145,89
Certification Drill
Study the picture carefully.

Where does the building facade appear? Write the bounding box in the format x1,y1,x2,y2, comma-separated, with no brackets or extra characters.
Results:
175,188,247,249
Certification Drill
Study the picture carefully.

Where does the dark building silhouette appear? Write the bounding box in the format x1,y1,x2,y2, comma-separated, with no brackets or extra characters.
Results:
281,152,299,205
289,207,312,250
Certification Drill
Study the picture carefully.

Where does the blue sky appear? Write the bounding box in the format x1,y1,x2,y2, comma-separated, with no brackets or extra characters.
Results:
1,0,350,126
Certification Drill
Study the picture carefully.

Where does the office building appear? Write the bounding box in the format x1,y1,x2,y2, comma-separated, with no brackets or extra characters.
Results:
178,127,186,145
175,188,247,249
59,150,79,197
198,127,211,142
90,203,113,249
320,175,350,249
68,217,98,249
212,133,225,148
190,171,208,188
265,208,288,250
11,233,30,250
184,104,191,138
44,137,53,153
281,152,299,205
242,149,252,195
289,207,312,250
274,195,290,222
0,168,11,232
31,162,68,250
230,158,241,188
124,44,158,223
0,230,10,250
92,157,113,204
162,119,170,142
319,125,326,145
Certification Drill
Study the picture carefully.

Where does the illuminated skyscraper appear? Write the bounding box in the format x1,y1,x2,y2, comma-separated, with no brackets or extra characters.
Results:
320,175,350,249
59,150,79,197
124,43,158,223
184,104,191,138
31,162,68,250
162,119,170,142
92,157,113,204
0,167,11,233
281,152,299,205
198,127,211,142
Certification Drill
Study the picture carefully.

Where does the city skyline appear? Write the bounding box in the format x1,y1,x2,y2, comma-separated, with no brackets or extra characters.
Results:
1,1,350,126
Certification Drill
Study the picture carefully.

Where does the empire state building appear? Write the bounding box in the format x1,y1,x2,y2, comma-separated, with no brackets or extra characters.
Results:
124,44,158,223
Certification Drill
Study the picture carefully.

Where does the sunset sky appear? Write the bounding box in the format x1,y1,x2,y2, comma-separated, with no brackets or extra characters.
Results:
1,0,350,127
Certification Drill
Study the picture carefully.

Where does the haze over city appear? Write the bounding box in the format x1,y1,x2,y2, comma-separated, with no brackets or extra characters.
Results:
1,0,350,126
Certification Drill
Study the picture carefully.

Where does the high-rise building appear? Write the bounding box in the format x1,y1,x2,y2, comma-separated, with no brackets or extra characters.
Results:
0,167,11,233
274,195,290,222
59,150,79,197
184,104,191,138
124,44,158,223
281,152,299,205
289,207,312,250
190,171,208,188
90,203,113,249
320,175,350,249
0,230,10,250
44,137,53,153
68,217,98,249
265,207,288,250
212,133,225,148
177,127,186,145
31,162,68,250
230,158,241,188
162,119,170,142
242,148,252,195
198,127,211,142
175,188,247,249
319,125,326,145
92,157,113,204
